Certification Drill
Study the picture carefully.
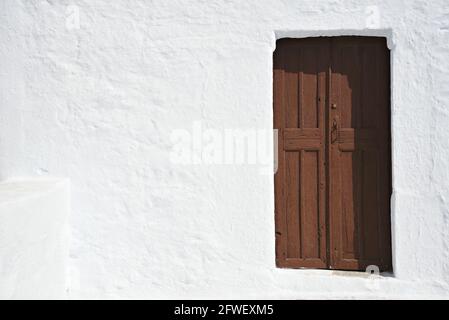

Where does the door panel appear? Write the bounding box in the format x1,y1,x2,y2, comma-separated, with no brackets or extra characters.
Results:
274,38,328,268
329,37,391,271
274,37,392,271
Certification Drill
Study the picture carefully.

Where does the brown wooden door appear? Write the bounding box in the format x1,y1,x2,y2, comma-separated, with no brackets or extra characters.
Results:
274,37,392,271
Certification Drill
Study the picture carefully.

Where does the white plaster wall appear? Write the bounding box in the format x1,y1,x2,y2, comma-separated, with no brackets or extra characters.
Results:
0,178,70,299
1,0,449,299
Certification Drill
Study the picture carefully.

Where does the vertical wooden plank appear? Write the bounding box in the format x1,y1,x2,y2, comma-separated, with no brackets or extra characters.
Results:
336,43,364,265
360,42,379,263
286,151,301,258
340,151,356,260
356,148,364,263
301,47,319,129
362,149,380,260
284,44,300,128
361,46,378,128
301,150,320,258
329,37,342,268
378,41,393,269
317,42,329,264
274,42,287,265
298,42,326,261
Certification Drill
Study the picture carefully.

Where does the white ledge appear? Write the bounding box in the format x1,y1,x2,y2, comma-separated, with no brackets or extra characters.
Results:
0,178,70,299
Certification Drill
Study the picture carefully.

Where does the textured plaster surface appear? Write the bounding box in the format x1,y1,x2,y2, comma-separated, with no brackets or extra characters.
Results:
0,178,69,299
1,0,449,298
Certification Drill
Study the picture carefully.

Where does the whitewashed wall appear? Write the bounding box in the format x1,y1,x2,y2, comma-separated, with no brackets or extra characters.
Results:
1,0,449,299
0,178,69,299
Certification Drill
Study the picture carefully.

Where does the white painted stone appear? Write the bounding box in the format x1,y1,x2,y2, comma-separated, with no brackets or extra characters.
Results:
0,0,449,298
0,178,70,299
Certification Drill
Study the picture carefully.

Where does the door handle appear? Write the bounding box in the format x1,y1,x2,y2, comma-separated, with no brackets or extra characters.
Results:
331,118,339,143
